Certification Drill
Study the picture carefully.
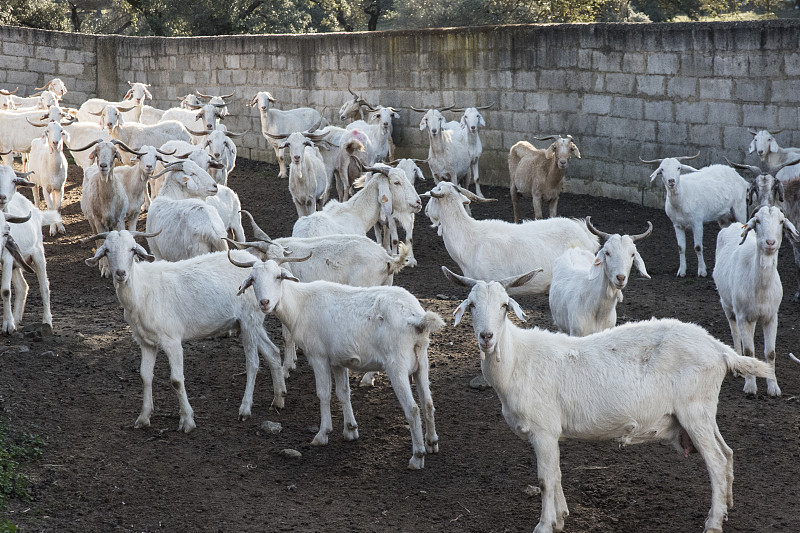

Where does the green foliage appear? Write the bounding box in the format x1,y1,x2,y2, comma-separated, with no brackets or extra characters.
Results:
0,0,72,30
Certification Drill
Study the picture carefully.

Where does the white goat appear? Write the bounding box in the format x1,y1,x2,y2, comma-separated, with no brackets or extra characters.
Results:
713,205,798,397
0,166,60,335
347,106,398,164
248,91,327,179
423,181,599,295
292,165,421,240
230,254,444,470
64,122,112,170
145,160,228,261
0,107,75,167
99,105,192,164
264,129,330,218
77,81,152,123
509,135,581,222
159,102,225,143
113,145,174,231
72,139,144,277
451,104,492,197
84,230,286,432
444,266,776,533
231,210,413,378
28,121,69,236
748,129,800,181
642,154,748,277
549,218,652,336
197,125,242,186
338,87,372,123
414,106,471,187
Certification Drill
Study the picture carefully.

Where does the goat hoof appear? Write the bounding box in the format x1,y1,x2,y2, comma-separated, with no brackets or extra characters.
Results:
178,417,196,433
407,456,424,470
311,432,329,446
134,416,151,429
426,440,439,454
40,323,53,337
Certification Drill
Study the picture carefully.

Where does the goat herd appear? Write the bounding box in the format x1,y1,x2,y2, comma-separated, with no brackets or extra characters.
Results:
1,77,799,533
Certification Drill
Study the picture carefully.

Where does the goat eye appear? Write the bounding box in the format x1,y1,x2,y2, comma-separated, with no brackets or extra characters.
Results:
605,251,610,256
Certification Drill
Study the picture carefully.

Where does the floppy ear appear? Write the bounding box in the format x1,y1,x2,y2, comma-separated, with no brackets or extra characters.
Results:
649,168,661,183
680,164,699,173
144,88,153,100
783,218,800,241
63,131,70,144
182,175,198,191
453,298,471,326
85,245,107,267
419,118,427,131
237,276,253,296
280,268,299,282
571,143,581,158
748,138,756,154
391,111,399,119
13,177,35,188
415,167,425,183
769,137,779,154
478,113,485,127
377,178,393,220
133,244,155,262
633,249,650,278
507,297,526,322
545,144,555,159
460,116,467,129
588,251,604,280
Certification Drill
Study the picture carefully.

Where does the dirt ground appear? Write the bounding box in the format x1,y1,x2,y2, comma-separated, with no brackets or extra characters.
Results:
2,158,800,533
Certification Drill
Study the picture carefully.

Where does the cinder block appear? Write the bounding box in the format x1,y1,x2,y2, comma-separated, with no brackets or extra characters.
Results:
646,52,678,75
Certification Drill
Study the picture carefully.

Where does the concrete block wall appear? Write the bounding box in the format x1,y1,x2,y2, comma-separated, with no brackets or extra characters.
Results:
3,20,800,208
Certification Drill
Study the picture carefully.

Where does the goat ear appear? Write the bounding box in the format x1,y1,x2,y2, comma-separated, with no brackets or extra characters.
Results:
775,180,785,203
478,113,485,127
13,177,35,188
377,178,393,220
133,244,155,262
237,276,253,296
633,249,651,279
783,218,800,241
739,219,757,245
748,139,756,154
588,253,604,280
419,118,427,131
85,245,107,267
63,131,70,144
769,137,779,154
571,144,581,159
507,297,526,322
453,299,470,326
545,144,556,159
415,168,425,183
680,164,699,173
182,175,198,191
280,268,299,282
144,88,153,99
649,169,660,183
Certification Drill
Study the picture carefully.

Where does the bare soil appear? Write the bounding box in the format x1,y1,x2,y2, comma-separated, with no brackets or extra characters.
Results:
2,158,800,532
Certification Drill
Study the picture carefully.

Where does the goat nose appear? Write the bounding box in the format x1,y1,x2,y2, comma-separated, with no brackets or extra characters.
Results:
480,331,493,341
0,194,6,201
616,274,626,283
115,269,125,278
260,299,270,309
766,239,776,246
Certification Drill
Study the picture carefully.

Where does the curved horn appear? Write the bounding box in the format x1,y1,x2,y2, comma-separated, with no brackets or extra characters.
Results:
227,250,257,269
116,105,137,112
224,129,249,137
80,231,111,243
0,87,19,95
88,109,104,116
186,127,212,136
676,152,701,161
410,105,428,113
174,152,192,160
441,266,478,288
630,221,653,242
5,235,34,274
456,185,495,203
748,128,760,136
156,147,177,156
59,115,77,125
275,251,312,265
769,129,785,135
348,86,359,97
725,157,762,176
13,171,34,179
422,189,444,199
110,139,147,156
5,212,31,224
0,149,11,156
240,210,271,241
585,216,613,241
25,117,48,127
223,236,272,252
771,157,800,173
438,105,454,112
534,135,560,142
364,165,390,177
185,103,202,110
130,229,162,239
639,156,665,165
195,90,212,99
68,139,103,152
33,81,52,91
217,90,235,99
475,102,495,110
149,161,185,178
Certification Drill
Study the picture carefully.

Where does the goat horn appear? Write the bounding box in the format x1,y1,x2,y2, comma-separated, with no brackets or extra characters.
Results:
475,102,495,110
534,135,560,142
68,139,103,152
412,158,428,165
748,129,760,136
772,157,800,173
0,87,19,95
227,250,257,269
186,127,212,136
111,139,147,156
14,171,34,179
409,105,428,113
676,152,701,161
630,221,654,242
195,90,211,99
348,86,359,97
150,161,184,178
217,90,235,99
421,190,444,199
224,129,249,137
364,165,390,177
186,103,202,110
585,216,613,241
116,105,136,112
304,118,323,134
441,265,478,288
5,212,31,224
276,251,312,265
25,118,48,127
80,231,110,243
88,109,103,116
5,235,34,274
264,131,290,140
130,229,162,239
223,236,272,251
725,157,762,176
0,149,11,156
769,129,785,135
174,152,191,159
639,156,664,165
240,210,272,242
438,105,454,112
156,147,177,156
457,185,495,203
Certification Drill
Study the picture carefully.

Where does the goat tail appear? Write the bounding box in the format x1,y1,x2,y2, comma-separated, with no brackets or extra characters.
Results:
724,350,776,381
39,210,62,227
387,242,413,274
412,311,445,335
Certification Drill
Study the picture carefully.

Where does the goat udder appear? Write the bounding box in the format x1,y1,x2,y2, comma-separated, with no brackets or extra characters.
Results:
679,427,697,458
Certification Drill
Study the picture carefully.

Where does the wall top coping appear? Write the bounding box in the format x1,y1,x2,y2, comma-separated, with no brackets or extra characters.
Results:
3,18,800,43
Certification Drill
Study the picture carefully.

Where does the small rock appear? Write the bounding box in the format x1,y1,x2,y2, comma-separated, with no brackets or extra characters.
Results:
523,485,541,497
469,375,492,390
76,333,85,340
436,294,449,300
261,421,282,434
40,351,55,357
281,448,302,458
308,425,319,433
286,484,297,491
18,345,30,353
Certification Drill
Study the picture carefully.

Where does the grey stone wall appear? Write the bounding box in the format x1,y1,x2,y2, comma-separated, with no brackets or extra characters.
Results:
3,20,800,208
